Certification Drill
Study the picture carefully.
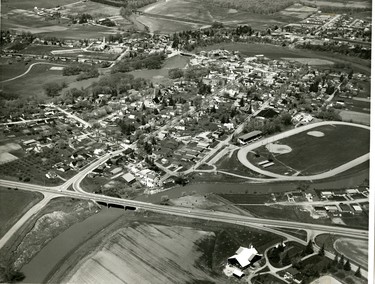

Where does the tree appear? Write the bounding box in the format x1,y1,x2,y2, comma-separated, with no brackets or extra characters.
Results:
318,244,325,256
354,266,361,278
168,68,184,79
344,259,351,271
282,252,291,266
43,82,65,97
338,254,345,269
303,240,314,256
268,247,280,264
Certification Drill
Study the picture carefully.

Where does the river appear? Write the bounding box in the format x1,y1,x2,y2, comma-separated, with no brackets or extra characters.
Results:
21,207,124,283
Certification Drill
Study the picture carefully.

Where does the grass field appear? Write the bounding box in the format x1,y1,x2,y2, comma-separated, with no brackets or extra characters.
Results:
249,124,369,176
315,234,368,268
252,273,286,284
0,58,37,81
0,187,43,238
340,110,370,125
1,63,98,99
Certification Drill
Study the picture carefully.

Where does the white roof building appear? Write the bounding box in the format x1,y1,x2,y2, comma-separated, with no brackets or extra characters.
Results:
228,246,259,268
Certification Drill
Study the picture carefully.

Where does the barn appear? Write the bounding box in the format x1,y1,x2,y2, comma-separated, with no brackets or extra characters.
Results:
227,246,262,269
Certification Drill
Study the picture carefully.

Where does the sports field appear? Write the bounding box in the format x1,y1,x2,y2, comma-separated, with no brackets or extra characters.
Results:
249,124,369,176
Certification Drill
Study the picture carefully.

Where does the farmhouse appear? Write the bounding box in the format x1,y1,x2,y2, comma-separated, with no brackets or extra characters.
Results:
238,131,262,144
227,246,261,269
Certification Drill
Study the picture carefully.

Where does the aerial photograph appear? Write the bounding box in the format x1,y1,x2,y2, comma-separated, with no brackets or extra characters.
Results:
0,0,372,283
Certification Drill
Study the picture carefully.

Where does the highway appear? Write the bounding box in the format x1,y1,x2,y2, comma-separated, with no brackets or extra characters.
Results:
0,179,368,240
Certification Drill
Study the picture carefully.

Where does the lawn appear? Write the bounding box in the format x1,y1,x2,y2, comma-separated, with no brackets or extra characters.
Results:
0,187,43,238
252,273,286,284
267,241,305,268
252,124,369,176
216,149,268,178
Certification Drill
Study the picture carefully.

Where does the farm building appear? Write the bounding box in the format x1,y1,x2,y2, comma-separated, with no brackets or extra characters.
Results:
227,246,261,269
238,131,262,144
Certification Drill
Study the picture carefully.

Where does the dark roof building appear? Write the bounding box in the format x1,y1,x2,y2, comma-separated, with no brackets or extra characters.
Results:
238,131,262,143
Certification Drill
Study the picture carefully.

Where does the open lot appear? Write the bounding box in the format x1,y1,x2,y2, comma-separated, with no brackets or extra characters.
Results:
248,124,369,176
0,187,43,238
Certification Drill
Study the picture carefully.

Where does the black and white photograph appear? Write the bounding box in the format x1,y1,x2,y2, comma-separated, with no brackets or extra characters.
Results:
0,0,373,283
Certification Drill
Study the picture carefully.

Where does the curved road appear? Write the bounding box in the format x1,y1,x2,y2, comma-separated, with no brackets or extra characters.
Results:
0,62,66,83
237,121,370,181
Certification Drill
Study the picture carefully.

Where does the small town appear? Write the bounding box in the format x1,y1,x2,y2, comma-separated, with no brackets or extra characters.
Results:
0,0,371,283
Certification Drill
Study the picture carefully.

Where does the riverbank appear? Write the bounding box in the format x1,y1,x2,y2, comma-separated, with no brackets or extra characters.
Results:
20,206,124,283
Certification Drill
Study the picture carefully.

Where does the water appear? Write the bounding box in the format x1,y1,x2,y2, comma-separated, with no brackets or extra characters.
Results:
21,207,124,283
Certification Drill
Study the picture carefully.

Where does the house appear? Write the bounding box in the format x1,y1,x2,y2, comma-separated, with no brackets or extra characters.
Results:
121,172,136,184
227,246,261,269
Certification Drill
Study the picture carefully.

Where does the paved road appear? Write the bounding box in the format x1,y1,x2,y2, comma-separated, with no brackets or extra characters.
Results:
237,121,370,181
0,179,368,240
47,104,92,128
0,62,66,83
0,117,58,126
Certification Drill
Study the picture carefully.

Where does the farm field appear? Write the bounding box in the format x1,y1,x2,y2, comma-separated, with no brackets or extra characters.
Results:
1,0,79,13
57,213,282,284
249,124,369,176
0,187,43,238
64,225,219,284
2,0,129,38
300,0,371,8
136,0,305,33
